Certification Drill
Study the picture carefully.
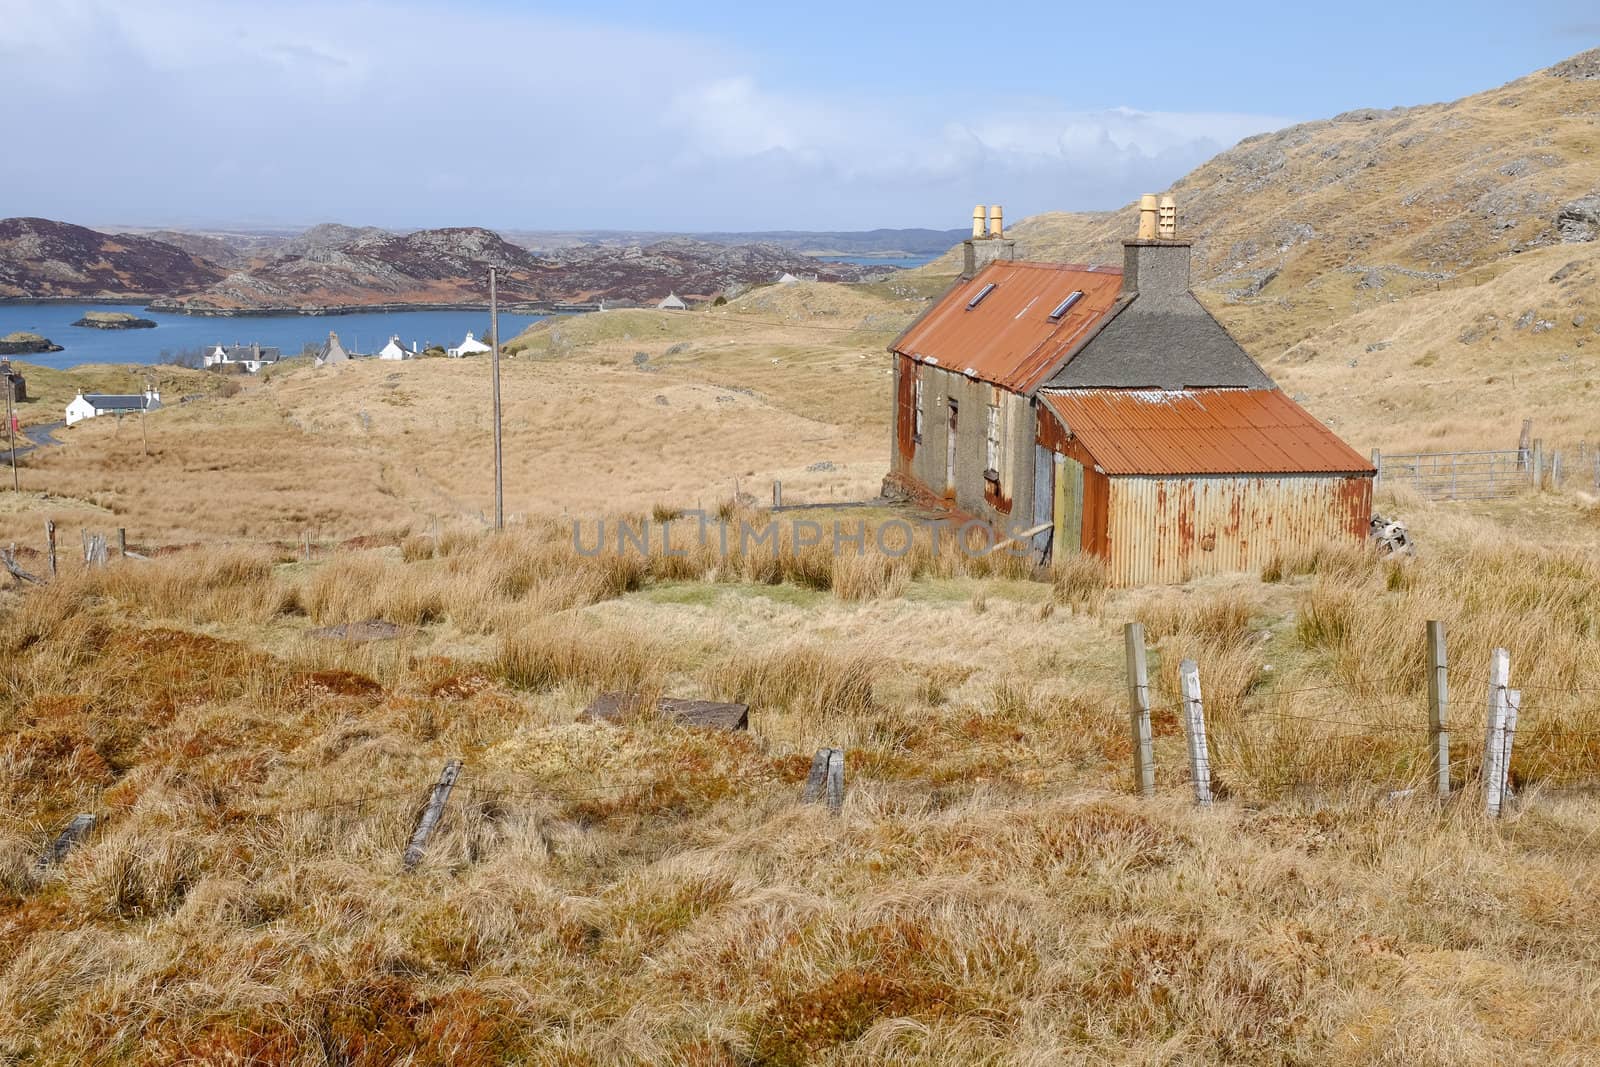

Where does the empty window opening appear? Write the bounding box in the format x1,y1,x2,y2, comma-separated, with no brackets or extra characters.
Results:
913,371,924,441
986,396,1002,473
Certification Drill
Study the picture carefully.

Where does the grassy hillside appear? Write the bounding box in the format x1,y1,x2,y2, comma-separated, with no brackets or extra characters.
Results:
918,49,1600,454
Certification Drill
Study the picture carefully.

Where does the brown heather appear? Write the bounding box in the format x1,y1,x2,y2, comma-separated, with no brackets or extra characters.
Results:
4,489,1600,1063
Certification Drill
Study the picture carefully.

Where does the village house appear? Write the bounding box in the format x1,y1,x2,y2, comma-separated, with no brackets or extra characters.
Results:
315,331,350,367
447,331,492,357
887,200,1374,585
656,293,688,311
204,342,281,374
0,359,25,403
65,387,161,426
377,336,415,361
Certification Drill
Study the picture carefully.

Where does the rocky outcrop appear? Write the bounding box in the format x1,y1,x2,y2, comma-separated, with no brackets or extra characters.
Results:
1548,48,1600,81
0,217,224,299
71,310,158,329
1557,194,1600,243
0,331,62,354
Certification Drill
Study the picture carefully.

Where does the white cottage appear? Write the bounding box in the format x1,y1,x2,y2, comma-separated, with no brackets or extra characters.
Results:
656,292,688,311
66,388,161,426
377,336,412,361
447,331,492,358
204,343,281,373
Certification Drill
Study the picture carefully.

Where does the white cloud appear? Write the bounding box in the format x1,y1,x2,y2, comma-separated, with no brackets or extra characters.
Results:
0,0,1298,229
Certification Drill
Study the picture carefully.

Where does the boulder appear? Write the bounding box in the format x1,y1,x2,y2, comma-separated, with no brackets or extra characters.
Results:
1557,194,1600,243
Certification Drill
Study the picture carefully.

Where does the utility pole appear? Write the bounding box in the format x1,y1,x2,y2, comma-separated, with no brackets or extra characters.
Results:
490,267,504,530
4,373,17,491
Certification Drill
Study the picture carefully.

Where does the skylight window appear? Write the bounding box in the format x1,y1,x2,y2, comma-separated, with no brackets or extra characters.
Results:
966,283,996,310
1048,291,1084,320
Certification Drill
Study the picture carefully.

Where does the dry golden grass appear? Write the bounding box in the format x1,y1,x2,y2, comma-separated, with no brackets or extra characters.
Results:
4,494,1600,1062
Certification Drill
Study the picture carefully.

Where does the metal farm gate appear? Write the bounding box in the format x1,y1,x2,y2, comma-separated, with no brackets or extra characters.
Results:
1373,449,1532,501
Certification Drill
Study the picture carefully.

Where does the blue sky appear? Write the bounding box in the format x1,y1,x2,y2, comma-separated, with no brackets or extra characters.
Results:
1,0,1594,231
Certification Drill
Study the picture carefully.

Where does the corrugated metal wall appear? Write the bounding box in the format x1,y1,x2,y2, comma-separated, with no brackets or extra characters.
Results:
1106,474,1372,586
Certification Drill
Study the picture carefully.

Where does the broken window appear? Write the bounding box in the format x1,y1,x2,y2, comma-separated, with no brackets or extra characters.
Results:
985,393,1002,474
913,369,924,441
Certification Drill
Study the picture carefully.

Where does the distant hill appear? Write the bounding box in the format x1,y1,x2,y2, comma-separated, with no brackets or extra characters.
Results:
505,227,968,257
0,217,224,299
148,228,877,312
922,48,1600,362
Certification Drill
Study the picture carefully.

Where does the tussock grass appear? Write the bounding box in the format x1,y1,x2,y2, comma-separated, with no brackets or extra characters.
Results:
7,500,1600,1063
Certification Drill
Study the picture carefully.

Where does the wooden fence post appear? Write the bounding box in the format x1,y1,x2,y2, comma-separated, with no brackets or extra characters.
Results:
1532,440,1544,489
1371,448,1382,491
825,748,845,814
39,813,96,869
303,530,312,561
404,759,462,870
773,481,782,509
1124,622,1155,797
1178,659,1212,806
1552,451,1563,489
1518,418,1532,469
1483,648,1510,817
117,528,127,557
46,519,56,577
802,749,830,803
1426,620,1450,797
1501,689,1520,814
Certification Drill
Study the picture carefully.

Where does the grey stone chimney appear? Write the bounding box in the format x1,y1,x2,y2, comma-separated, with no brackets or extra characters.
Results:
960,203,1017,278
1121,238,1192,300
1121,193,1190,300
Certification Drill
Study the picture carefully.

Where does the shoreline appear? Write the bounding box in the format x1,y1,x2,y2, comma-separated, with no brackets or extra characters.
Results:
1,297,555,318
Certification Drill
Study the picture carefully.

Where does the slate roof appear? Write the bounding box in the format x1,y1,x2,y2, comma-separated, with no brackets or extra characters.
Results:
1046,300,1273,389
1037,388,1375,475
82,394,154,411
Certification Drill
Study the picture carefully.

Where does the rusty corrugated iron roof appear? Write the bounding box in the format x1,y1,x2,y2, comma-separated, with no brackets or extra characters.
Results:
892,260,1124,393
1038,388,1376,476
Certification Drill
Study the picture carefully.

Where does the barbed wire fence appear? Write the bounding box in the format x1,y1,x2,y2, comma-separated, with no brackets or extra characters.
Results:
20,613,1600,874
1122,619,1600,816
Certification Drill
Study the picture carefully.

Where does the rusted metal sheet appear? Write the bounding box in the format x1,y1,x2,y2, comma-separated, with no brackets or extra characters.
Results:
580,692,750,732
1105,474,1372,586
1037,388,1376,475
894,354,917,468
1036,403,1110,559
893,261,1124,394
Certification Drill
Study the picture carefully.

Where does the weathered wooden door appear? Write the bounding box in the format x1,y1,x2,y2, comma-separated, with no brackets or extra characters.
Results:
1052,453,1085,566
1030,445,1055,566
945,399,958,496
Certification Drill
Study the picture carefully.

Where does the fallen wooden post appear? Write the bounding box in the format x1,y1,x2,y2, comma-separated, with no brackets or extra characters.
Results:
1,545,41,584
39,813,96,869
988,521,1052,556
404,759,462,870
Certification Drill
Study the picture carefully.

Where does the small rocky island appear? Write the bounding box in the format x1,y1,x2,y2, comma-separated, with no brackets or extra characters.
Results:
72,310,157,329
0,331,63,354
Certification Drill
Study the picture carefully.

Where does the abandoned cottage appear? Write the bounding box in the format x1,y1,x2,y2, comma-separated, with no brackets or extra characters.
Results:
886,199,1375,585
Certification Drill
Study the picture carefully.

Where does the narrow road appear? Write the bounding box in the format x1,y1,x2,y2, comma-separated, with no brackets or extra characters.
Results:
3,420,65,466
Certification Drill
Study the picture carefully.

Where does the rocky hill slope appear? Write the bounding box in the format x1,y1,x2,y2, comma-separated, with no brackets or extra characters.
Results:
0,218,225,300
925,49,1600,371
149,228,874,311
0,217,877,312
